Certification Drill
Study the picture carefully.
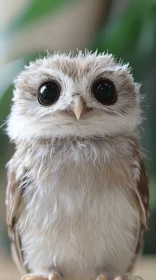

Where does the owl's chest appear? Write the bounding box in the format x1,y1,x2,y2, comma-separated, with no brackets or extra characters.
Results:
19,152,139,276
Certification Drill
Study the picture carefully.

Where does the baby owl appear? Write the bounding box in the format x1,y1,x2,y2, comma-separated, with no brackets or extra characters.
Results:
6,52,149,280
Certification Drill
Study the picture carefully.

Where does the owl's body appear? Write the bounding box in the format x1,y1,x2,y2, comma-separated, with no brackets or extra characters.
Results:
6,52,149,280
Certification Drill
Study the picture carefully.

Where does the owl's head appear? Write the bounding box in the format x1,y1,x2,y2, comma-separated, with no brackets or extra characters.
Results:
7,51,142,141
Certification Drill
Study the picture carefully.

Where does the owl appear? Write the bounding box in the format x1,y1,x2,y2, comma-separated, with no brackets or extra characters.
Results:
6,51,149,280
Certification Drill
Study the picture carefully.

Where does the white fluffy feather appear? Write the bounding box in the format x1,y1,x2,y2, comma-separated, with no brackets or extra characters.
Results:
15,137,140,279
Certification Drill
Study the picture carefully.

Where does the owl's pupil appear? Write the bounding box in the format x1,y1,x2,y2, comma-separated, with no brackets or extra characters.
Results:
41,85,56,103
38,82,60,106
92,79,117,105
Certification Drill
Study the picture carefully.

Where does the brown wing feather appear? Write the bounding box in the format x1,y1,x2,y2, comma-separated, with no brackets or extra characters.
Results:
137,158,150,229
128,153,150,272
6,162,26,274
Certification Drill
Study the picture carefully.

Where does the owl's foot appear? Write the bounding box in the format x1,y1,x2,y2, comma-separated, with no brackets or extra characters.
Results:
21,272,62,280
114,277,143,280
97,275,143,280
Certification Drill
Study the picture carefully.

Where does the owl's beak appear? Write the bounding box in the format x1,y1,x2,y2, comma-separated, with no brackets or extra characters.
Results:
72,96,85,120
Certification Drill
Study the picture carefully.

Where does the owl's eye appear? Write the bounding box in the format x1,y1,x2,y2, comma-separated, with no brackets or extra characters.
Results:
92,79,117,105
38,82,60,106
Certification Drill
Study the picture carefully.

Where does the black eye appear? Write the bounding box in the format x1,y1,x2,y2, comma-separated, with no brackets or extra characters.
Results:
38,81,60,106
92,79,117,105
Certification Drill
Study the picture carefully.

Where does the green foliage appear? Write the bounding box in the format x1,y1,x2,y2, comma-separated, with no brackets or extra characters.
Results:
0,85,13,122
18,0,62,27
150,180,156,211
7,0,70,31
92,0,156,59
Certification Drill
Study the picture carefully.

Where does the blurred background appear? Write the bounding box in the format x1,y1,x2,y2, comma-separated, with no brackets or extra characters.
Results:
0,0,156,279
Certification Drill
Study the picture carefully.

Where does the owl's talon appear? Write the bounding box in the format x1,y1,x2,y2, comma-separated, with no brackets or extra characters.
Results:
49,274,62,280
49,275,56,280
21,275,42,280
97,276,107,280
21,275,45,280
114,276,143,280
21,273,62,280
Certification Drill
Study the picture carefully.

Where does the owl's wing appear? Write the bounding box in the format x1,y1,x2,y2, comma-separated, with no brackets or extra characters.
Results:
135,157,150,231
128,153,150,272
6,160,26,274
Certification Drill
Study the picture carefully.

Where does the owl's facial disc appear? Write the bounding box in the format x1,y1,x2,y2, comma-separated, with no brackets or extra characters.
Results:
8,52,142,140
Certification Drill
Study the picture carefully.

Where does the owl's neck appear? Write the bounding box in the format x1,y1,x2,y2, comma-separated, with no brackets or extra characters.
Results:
18,130,137,145
16,131,139,164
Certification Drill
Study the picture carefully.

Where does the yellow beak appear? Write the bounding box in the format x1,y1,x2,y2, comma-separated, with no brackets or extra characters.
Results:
72,96,84,120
